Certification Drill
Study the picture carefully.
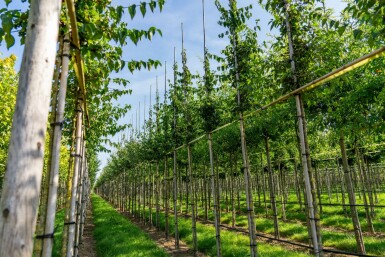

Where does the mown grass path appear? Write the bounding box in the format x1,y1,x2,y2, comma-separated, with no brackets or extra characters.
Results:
92,194,169,257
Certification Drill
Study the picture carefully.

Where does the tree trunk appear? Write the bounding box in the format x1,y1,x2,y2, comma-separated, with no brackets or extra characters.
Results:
0,1,61,256
336,159,347,216
164,157,169,239
355,152,374,234
208,133,222,257
34,34,63,257
339,134,366,254
187,145,198,256
283,1,322,254
61,125,76,257
156,161,160,230
173,150,179,248
73,141,86,257
264,135,280,238
314,164,323,214
41,33,71,257
66,98,84,257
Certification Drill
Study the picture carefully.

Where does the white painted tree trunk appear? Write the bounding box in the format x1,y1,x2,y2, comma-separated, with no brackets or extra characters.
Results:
0,1,61,256
42,33,71,257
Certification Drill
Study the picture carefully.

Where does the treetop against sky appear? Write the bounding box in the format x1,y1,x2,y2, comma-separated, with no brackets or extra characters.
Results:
0,0,346,170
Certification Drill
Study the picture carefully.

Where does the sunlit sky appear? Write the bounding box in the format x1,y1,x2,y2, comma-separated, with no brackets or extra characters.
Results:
0,0,347,172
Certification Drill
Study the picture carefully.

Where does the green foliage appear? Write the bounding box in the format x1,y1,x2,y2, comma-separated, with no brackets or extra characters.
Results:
0,54,17,189
344,0,385,47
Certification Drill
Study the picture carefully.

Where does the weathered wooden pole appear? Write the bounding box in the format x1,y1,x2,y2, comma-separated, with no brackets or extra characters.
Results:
0,1,62,256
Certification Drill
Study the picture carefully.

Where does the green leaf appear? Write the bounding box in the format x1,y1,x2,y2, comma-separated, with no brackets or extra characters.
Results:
1,14,13,34
337,25,346,36
158,0,165,12
140,2,146,17
128,4,136,20
149,1,156,12
353,29,363,39
5,0,11,6
5,33,15,49
116,6,123,22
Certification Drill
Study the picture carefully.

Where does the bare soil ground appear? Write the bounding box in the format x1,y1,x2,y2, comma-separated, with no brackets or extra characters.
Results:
78,204,98,257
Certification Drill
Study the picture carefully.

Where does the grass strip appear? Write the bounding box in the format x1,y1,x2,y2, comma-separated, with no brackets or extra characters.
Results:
92,194,169,257
192,192,385,256
142,209,311,257
52,209,65,257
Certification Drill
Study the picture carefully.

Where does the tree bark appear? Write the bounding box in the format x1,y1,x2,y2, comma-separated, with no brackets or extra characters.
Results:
65,98,84,257
339,134,366,254
264,135,280,238
42,33,71,257
34,34,63,257
0,1,61,256
187,145,198,256
208,133,222,257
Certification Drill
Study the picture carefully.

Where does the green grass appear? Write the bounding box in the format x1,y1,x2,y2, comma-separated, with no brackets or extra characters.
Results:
52,209,65,257
92,194,169,257
144,209,311,257
179,191,385,256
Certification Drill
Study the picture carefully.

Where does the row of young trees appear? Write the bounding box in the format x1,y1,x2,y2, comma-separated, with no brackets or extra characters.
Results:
0,0,165,257
96,0,385,256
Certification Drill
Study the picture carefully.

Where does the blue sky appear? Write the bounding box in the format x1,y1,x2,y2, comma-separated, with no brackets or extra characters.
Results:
0,0,347,171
